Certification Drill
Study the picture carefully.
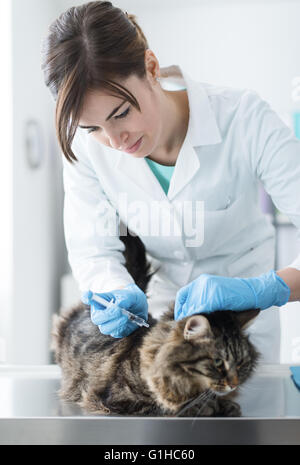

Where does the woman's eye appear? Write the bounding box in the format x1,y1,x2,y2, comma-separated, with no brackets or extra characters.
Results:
86,107,130,134
115,107,131,119
214,359,223,368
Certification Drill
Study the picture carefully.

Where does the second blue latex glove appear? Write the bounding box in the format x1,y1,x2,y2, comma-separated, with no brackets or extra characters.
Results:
174,270,290,320
81,283,148,338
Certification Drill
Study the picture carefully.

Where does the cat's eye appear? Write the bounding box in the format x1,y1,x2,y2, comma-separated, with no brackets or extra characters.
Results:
214,358,224,368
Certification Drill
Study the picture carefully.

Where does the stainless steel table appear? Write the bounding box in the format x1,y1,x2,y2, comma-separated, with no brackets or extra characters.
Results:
0,364,299,445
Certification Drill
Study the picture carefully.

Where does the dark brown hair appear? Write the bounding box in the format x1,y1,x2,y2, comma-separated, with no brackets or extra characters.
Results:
42,1,149,163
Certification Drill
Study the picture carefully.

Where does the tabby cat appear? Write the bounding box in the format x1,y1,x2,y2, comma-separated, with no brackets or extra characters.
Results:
52,232,260,417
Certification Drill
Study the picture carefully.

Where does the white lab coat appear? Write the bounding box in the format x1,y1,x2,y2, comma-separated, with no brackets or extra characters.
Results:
63,66,300,362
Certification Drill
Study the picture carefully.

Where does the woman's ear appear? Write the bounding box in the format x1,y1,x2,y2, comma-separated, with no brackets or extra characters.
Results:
144,49,160,84
183,315,212,342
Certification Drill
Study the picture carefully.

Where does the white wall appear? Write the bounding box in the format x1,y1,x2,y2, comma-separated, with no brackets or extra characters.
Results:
0,0,13,363
7,0,68,364
62,0,300,118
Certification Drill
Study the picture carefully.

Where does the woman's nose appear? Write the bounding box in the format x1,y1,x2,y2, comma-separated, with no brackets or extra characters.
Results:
105,129,126,150
109,137,122,150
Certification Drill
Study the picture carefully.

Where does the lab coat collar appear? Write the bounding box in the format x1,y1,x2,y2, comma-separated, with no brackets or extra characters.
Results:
116,66,222,201
179,66,222,146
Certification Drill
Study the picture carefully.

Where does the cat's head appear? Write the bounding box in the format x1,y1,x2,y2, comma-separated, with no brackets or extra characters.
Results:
141,308,260,413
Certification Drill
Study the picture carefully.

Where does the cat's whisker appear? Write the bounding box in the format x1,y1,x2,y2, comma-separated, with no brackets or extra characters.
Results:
176,389,212,417
191,390,216,427
198,389,214,404
195,389,212,402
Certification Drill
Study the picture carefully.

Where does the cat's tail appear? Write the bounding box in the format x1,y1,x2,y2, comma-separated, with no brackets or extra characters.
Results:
120,226,160,294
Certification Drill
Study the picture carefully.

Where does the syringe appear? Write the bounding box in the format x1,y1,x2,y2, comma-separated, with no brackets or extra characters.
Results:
90,293,150,329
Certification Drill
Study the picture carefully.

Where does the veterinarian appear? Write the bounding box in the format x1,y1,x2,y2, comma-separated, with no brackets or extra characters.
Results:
42,1,300,362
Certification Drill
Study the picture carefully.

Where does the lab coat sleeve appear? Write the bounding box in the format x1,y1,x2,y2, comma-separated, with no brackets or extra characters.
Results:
239,91,300,271
62,130,135,293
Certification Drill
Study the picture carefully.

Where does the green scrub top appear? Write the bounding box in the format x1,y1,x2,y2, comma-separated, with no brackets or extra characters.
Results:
145,157,175,195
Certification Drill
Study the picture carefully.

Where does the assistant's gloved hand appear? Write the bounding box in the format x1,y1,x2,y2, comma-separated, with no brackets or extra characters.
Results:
81,283,148,338
174,270,290,320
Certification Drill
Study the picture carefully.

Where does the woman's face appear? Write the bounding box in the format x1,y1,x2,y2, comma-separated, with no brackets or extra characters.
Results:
79,72,164,159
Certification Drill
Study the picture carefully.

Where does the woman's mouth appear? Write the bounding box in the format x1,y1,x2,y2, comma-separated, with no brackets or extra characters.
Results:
123,137,143,154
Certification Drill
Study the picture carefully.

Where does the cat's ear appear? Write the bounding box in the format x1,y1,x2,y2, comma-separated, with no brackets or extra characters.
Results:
183,315,212,342
235,309,260,330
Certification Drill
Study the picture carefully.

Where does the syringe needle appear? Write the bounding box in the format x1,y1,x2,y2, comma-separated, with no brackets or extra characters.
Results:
90,293,149,328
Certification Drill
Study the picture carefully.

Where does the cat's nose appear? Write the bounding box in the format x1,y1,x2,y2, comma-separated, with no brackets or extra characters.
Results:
227,374,239,389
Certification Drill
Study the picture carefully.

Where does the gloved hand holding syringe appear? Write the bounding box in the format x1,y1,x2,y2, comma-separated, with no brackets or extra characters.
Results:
81,284,149,338
90,293,149,328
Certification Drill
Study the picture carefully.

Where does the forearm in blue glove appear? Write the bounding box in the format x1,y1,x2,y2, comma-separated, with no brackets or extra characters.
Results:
81,283,148,338
174,270,290,321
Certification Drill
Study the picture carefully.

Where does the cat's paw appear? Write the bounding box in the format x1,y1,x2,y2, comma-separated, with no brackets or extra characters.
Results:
217,398,241,417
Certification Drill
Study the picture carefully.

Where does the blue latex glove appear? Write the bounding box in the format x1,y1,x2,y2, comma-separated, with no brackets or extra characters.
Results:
81,283,148,338
174,270,290,320
290,366,300,390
